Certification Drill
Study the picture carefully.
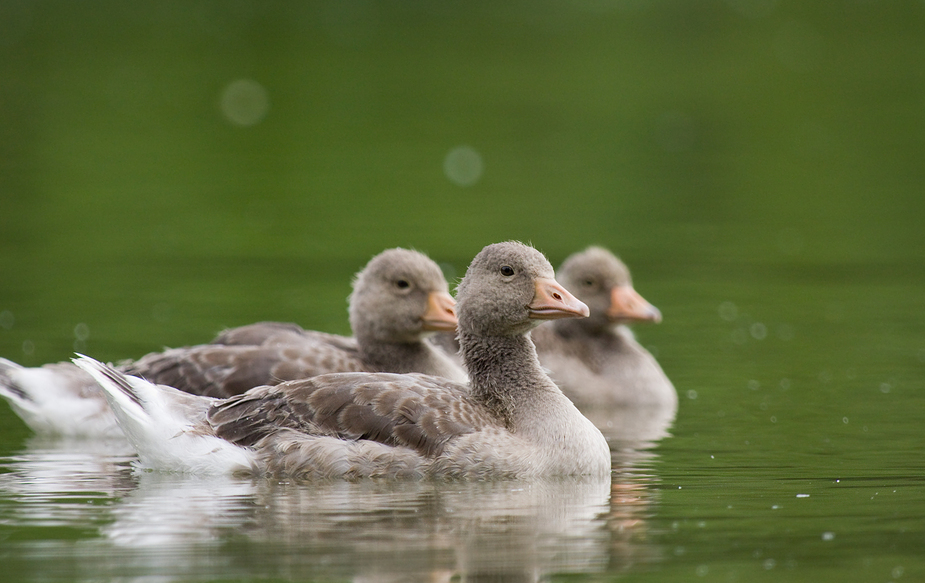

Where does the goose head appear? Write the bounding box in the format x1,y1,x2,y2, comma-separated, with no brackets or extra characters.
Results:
456,241,589,338
557,246,661,332
349,248,458,344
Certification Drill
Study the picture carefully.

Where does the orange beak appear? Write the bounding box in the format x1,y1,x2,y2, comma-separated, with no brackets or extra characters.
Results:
528,278,590,320
421,291,459,332
606,286,662,323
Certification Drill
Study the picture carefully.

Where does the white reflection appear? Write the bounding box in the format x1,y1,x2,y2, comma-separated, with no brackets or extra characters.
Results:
92,473,633,581
586,402,676,447
220,79,270,126
444,145,484,186
1,436,669,581
0,436,136,526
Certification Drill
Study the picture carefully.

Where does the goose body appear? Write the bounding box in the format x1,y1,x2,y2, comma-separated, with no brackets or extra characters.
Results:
532,247,677,410
0,249,464,437
76,242,611,479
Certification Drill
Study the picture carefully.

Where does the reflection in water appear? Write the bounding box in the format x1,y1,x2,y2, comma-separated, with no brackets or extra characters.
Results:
0,428,668,582
0,436,136,526
587,401,677,447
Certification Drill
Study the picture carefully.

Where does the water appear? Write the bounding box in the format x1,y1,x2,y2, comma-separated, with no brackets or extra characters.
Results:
2,2,925,581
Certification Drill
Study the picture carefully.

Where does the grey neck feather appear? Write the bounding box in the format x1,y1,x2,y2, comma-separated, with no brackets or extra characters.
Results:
358,336,443,374
459,332,557,429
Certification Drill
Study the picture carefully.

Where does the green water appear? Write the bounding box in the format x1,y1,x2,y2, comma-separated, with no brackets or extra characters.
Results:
1,2,924,581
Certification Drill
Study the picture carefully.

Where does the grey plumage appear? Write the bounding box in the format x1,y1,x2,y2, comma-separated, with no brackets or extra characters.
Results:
77,242,611,479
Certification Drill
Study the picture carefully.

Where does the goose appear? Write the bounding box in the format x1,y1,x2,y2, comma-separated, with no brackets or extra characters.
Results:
531,246,677,411
75,242,612,479
0,248,464,438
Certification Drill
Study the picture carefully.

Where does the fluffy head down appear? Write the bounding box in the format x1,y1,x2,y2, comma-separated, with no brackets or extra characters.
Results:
557,246,660,329
348,248,454,344
455,241,556,337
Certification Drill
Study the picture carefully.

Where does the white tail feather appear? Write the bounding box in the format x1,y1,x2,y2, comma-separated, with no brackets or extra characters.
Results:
73,355,255,475
0,357,122,437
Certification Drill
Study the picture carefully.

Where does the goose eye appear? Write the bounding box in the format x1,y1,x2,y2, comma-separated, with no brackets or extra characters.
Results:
500,265,515,277
583,279,595,287
395,279,410,289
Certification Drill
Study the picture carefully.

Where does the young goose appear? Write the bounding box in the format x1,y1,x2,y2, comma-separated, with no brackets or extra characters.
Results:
75,242,612,479
124,247,466,396
531,247,677,410
0,249,463,438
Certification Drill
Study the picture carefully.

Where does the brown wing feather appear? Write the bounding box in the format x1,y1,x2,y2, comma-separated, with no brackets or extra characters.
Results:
209,373,494,458
211,322,308,346
121,332,366,399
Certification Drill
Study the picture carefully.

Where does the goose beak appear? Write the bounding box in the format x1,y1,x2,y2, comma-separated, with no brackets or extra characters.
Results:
606,286,662,323
529,278,590,320
421,291,459,332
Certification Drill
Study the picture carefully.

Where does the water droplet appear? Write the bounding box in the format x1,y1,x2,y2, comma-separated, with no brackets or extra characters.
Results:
0,310,13,330
74,322,90,341
796,493,810,498
718,301,738,321
822,531,835,541
880,383,891,394
443,146,484,186
22,339,34,355
842,417,849,424
893,566,905,579
220,79,270,127
779,378,791,390
695,564,709,577
763,558,776,570
750,322,767,340
770,416,777,423
686,389,698,400
748,379,761,390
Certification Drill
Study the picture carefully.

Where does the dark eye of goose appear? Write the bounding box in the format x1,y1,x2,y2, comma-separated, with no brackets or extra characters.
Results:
500,265,515,277
395,279,410,289
583,279,595,287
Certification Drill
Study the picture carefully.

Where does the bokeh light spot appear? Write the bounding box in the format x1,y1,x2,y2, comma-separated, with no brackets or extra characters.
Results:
443,146,484,187
220,79,270,127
